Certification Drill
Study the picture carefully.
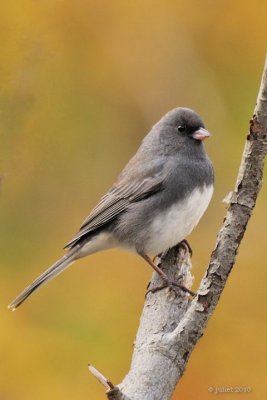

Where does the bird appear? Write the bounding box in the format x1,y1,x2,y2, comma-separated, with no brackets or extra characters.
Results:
8,107,214,311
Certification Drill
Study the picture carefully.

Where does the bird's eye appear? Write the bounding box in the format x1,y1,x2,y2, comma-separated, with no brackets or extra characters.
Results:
177,125,186,132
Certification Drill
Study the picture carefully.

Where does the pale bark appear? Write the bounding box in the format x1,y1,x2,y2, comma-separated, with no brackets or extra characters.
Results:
90,55,267,400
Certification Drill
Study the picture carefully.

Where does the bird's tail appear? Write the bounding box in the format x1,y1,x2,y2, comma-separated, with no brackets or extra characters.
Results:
8,247,79,311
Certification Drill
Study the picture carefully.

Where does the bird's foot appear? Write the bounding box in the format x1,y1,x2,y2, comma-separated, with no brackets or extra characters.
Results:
146,280,196,298
141,253,195,298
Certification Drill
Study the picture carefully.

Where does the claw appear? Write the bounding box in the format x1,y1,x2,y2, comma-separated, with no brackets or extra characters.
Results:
145,281,195,298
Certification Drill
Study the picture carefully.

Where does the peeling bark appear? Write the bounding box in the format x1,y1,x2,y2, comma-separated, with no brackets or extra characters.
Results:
89,56,267,400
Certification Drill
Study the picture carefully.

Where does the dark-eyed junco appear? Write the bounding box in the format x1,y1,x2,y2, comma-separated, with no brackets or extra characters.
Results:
9,107,214,310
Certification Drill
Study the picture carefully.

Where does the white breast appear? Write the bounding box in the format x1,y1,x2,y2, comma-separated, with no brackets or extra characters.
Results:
145,185,213,255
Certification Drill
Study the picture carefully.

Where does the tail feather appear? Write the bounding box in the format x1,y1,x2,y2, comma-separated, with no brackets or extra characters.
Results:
8,247,79,311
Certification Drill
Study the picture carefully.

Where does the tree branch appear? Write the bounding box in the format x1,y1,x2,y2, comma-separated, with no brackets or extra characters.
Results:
90,55,267,400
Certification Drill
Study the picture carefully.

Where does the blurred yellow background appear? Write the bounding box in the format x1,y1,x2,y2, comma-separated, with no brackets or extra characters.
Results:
1,1,266,399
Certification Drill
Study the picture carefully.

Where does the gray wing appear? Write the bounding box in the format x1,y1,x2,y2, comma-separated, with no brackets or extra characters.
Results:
64,161,165,248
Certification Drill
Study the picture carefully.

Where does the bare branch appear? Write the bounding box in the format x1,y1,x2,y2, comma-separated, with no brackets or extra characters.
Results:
91,55,267,399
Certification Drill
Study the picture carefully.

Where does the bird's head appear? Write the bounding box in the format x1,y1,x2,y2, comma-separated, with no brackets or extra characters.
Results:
158,107,211,142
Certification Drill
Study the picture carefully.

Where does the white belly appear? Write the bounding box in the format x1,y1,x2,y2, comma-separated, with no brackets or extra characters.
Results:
145,185,213,255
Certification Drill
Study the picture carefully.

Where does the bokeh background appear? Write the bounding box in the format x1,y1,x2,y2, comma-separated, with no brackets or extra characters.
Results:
1,1,266,399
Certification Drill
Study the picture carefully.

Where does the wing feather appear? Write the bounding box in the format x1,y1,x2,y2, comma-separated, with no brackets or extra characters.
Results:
64,172,164,248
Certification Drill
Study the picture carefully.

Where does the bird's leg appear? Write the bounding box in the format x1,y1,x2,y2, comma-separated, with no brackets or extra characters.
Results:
141,253,195,297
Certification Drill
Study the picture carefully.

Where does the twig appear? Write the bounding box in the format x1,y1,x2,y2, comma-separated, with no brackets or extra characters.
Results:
88,365,115,391
88,365,130,400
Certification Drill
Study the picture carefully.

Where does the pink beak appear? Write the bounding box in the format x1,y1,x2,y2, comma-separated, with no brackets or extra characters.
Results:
192,127,211,141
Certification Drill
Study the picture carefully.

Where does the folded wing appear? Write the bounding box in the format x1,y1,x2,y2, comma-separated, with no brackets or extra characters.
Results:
64,161,165,248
